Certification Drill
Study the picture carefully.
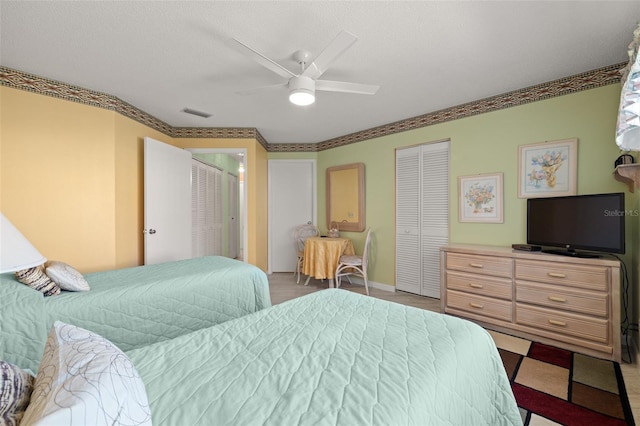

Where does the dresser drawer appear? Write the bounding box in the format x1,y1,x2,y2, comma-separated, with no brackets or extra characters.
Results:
446,290,512,321
515,259,609,291
516,281,608,317
446,271,512,300
516,303,608,344
446,253,512,278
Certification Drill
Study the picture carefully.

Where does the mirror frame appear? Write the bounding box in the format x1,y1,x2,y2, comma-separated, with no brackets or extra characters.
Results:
326,162,365,232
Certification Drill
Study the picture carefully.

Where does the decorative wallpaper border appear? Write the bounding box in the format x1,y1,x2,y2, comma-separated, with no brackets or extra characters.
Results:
306,63,624,152
172,127,268,147
1,64,623,153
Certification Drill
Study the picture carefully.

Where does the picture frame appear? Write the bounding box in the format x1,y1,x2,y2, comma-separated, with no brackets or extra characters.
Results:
458,172,504,223
518,138,578,198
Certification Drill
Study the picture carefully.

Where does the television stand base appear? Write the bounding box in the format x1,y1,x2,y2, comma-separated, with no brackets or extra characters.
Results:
541,249,601,259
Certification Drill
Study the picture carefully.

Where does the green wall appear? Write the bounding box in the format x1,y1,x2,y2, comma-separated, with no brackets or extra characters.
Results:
270,84,639,335
276,85,636,289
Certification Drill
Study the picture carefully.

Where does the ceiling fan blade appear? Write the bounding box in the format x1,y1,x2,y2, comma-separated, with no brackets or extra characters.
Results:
301,31,358,80
235,83,287,95
316,80,380,95
228,38,296,80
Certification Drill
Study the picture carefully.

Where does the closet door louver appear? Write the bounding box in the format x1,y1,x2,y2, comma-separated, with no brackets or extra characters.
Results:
192,159,224,258
395,141,449,297
396,146,421,294
420,142,449,298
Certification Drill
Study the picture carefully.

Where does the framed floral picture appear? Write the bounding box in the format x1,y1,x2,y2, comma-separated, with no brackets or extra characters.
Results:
458,172,504,223
518,138,578,198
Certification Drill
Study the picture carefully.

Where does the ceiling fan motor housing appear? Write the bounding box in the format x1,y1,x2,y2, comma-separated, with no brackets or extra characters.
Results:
289,76,316,105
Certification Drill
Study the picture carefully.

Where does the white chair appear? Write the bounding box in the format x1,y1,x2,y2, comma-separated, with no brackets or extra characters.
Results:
293,224,319,283
335,228,372,295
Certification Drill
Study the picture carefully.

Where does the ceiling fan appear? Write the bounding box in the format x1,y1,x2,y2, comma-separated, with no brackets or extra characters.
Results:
229,30,380,106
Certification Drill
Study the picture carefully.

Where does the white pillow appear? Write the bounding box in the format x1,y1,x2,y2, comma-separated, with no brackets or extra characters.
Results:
44,261,90,292
21,321,152,426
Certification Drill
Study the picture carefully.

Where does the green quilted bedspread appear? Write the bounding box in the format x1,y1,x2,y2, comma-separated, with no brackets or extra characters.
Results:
128,289,522,426
0,256,271,372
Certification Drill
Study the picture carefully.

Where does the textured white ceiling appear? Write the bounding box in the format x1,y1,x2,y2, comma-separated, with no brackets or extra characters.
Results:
2,1,639,144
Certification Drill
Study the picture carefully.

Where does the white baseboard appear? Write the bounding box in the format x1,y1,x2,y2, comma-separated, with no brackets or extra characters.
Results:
337,276,395,292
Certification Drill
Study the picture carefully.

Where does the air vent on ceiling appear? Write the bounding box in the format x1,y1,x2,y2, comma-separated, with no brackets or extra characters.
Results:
182,108,212,118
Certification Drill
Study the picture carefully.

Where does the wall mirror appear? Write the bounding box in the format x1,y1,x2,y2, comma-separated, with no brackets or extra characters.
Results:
326,162,365,232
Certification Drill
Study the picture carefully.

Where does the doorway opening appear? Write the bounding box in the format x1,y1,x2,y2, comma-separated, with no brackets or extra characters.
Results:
188,148,247,262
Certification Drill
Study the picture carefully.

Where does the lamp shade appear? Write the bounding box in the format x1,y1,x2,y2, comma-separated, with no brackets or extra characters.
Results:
616,23,640,151
0,213,46,273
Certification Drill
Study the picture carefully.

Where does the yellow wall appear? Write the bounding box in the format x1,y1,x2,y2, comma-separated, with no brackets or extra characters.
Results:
1,87,117,272
255,144,269,271
1,86,268,272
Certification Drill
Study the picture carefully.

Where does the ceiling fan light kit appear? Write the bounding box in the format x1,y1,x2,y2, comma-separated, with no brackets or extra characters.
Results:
288,76,315,106
230,30,379,107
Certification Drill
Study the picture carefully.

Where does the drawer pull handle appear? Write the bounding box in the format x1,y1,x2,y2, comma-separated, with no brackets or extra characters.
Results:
469,302,484,309
469,283,484,289
548,319,567,327
548,272,566,278
469,263,484,268
548,296,567,303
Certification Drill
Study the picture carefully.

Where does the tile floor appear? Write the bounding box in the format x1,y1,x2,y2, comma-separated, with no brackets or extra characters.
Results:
268,272,640,423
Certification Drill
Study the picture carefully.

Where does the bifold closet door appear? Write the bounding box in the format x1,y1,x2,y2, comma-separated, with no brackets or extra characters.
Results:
396,146,422,295
192,159,223,258
420,142,449,298
395,141,449,297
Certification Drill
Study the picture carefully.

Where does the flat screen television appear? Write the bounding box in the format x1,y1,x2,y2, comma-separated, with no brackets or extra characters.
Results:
527,192,625,257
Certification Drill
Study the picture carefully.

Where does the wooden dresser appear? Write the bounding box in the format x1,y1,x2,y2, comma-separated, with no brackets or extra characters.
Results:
440,244,621,362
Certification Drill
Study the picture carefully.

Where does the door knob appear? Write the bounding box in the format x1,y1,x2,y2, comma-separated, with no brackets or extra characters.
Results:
143,229,157,234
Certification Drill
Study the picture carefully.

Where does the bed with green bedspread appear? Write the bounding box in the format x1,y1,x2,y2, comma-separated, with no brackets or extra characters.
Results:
127,289,522,426
0,256,271,372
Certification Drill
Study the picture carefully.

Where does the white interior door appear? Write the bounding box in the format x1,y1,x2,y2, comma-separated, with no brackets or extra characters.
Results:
268,160,316,272
144,137,192,265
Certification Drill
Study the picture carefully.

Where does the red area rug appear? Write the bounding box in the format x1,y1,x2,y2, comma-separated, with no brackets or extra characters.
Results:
498,341,635,425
